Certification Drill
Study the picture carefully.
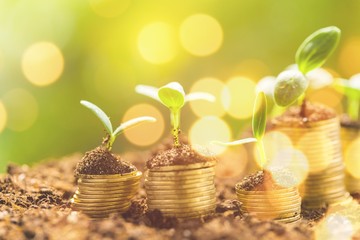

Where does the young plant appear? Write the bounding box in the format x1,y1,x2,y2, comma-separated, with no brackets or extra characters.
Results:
274,26,341,108
81,100,156,150
214,92,268,169
135,82,215,147
334,75,360,121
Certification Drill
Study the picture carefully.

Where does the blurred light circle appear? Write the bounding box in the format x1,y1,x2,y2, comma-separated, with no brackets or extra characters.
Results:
338,37,360,77
308,87,343,109
2,89,38,132
189,77,226,117
344,137,360,178
180,14,223,57
89,0,131,18
222,76,257,119
260,131,293,164
122,103,164,146
138,22,177,64
306,68,333,89
0,101,7,133
22,42,64,87
255,76,276,96
189,116,231,156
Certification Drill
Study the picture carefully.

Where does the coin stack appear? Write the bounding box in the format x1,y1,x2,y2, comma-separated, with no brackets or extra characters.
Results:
145,161,216,219
236,185,301,223
72,171,142,219
276,117,351,208
341,127,360,193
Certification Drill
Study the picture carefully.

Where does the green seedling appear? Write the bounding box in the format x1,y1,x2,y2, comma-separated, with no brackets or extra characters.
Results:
81,100,156,150
274,26,341,107
333,75,360,121
136,82,215,147
214,92,268,169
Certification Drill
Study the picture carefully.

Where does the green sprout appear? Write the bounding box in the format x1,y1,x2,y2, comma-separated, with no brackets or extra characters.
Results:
81,100,156,150
213,92,268,169
135,82,215,147
274,26,341,107
333,75,360,121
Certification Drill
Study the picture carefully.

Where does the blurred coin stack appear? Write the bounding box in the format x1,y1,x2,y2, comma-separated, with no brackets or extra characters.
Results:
276,118,351,208
145,161,216,219
72,171,142,219
341,127,360,193
236,185,301,223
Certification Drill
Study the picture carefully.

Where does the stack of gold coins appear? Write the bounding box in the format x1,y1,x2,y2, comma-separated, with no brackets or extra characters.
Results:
235,185,301,223
71,171,142,219
145,161,216,219
341,127,360,193
275,117,351,208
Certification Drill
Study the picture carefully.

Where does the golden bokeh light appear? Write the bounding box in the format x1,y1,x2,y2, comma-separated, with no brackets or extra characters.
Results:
308,87,343,109
189,116,231,156
222,76,257,119
2,89,38,132
267,167,299,188
233,59,271,80
122,103,164,146
0,101,7,133
344,137,360,178
315,214,354,240
89,0,131,18
307,68,333,89
189,77,226,117
215,147,248,178
22,42,64,87
261,131,293,162
138,22,177,64
338,37,360,77
180,14,223,57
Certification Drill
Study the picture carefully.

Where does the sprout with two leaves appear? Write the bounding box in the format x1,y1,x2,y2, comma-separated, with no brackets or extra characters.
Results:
80,100,156,150
135,82,215,147
273,26,341,113
214,92,268,169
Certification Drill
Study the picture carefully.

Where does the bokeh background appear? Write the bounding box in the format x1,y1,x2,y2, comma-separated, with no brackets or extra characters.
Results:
1,0,360,173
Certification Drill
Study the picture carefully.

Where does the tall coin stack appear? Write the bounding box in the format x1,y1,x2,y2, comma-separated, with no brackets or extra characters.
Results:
236,185,301,223
276,118,351,208
145,161,216,219
341,127,360,193
72,171,142,219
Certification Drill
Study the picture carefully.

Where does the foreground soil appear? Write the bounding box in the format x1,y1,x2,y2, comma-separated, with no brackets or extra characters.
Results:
1,151,359,240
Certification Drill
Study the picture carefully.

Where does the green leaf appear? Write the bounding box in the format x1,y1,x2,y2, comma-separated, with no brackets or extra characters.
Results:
80,100,113,135
158,82,185,110
333,78,360,99
113,116,156,137
274,70,309,107
212,138,257,146
185,92,216,102
252,92,267,140
296,26,341,74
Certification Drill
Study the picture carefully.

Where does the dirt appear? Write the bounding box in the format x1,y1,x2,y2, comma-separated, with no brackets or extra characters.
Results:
272,101,336,128
236,170,283,191
340,114,360,129
146,144,216,169
74,146,136,176
0,151,359,239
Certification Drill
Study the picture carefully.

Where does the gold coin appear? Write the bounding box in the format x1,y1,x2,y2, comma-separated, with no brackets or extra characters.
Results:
235,185,297,194
76,183,140,192
145,181,214,190
77,171,140,179
78,176,141,184
76,188,138,195
146,189,216,200
156,204,216,215
146,168,215,177
145,172,215,181
78,207,129,215
144,176,214,186
72,194,133,202
73,203,130,211
148,198,216,209
247,210,298,219
275,214,301,223
242,200,300,209
77,181,140,188
148,162,216,172
242,204,300,214
74,192,136,199
72,200,129,208
148,194,215,204
145,185,215,195
236,190,298,198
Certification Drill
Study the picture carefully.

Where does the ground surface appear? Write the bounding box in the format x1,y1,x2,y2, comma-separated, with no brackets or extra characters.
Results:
0,151,359,240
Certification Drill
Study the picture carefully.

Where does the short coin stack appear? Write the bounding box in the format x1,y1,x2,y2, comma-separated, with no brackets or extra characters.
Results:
72,171,142,219
341,127,360,193
236,185,301,223
276,118,351,208
145,161,216,219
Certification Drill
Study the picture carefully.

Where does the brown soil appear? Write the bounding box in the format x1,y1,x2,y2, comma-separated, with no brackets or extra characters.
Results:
146,144,216,169
236,170,284,191
272,101,336,128
1,152,360,239
74,146,136,176
340,114,360,129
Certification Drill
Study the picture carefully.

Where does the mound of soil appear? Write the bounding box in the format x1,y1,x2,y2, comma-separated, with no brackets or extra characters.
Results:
340,114,360,129
1,151,359,239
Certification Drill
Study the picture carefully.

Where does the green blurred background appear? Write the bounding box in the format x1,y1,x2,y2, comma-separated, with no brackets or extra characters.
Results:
1,0,360,173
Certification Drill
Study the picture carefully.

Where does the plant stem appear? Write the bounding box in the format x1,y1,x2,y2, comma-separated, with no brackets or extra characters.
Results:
348,97,359,121
300,99,307,119
170,110,181,147
256,139,267,169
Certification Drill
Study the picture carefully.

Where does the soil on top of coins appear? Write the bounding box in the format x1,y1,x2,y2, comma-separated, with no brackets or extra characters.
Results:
236,170,284,191
1,148,360,239
340,114,360,129
146,144,216,169
271,101,337,128
74,146,136,176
